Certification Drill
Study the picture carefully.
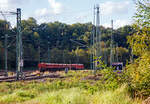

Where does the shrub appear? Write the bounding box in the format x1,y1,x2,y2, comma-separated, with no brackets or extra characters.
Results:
94,56,125,90
126,52,150,98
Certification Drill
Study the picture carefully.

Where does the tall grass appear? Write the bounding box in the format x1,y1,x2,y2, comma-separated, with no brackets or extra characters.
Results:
0,70,143,104
0,85,142,104
90,84,142,104
0,90,36,103
23,88,89,104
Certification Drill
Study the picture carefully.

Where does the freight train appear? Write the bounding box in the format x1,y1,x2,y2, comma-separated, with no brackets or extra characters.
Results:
38,63,84,72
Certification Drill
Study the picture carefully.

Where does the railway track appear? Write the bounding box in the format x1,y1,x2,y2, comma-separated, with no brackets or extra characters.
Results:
0,73,63,83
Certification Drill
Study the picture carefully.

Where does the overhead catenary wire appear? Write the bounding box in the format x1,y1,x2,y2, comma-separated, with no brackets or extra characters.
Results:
0,9,23,80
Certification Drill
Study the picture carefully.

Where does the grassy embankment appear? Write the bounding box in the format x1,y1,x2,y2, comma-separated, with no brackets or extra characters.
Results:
0,70,142,104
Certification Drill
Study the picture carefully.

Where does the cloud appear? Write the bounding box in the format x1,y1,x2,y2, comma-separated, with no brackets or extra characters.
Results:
35,8,49,17
34,0,63,23
34,0,63,24
103,19,132,29
38,18,48,24
0,1,9,9
0,0,30,10
101,1,130,15
0,0,31,27
74,15,88,23
114,20,131,28
8,0,24,5
48,0,62,14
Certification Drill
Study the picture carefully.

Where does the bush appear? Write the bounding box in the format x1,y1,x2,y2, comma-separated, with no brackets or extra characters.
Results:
126,52,150,98
94,56,125,90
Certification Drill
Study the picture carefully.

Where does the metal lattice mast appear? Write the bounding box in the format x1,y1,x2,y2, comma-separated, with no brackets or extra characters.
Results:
104,43,107,65
90,17,94,70
47,36,50,63
75,48,78,64
4,34,8,76
110,20,114,66
96,4,101,58
116,43,118,62
92,4,101,73
38,39,41,63
90,33,93,70
63,50,65,64
16,8,23,80
92,5,96,71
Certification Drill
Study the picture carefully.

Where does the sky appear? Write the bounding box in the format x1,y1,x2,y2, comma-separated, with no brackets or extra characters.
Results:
0,0,136,29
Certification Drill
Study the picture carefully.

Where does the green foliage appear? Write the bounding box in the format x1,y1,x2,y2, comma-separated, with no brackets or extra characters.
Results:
126,1,150,98
0,17,132,69
0,82,142,104
127,26,150,56
91,84,141,104
128,0,150,56
126,52,150,98
94,56,107,69
33,32,39,38
26,88,89,104
117,47,129,63
94,57,126,90
0,90,36,103
134,0,150,27
114,25,134,48
0,70,143,104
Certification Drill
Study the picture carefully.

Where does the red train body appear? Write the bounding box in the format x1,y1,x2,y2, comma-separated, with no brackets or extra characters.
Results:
38,63,84,72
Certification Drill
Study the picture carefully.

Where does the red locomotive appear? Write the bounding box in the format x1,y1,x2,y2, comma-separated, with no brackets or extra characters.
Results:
38,63,84,72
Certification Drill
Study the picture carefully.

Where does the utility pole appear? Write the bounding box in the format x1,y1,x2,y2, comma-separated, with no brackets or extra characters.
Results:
92,4,101,74
116,43,118,62
63,50,65,64
110,20,114,66
96,4,101,58
76,47,79,64
90,25,93,70
16,8,23,80
38,39,41,64
61,25,66,64
104,43,107,65
4,34,8,76
47,36,50,63
0,9,23,78
96,4,101,70
92,5,96,71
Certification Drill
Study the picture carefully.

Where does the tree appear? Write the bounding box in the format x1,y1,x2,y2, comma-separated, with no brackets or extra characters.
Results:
114,25,134,48
126,0,150,97
117,47,129,63
33,32,39,39
134,0,150,27
127,0,150,56
0,17,134,69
